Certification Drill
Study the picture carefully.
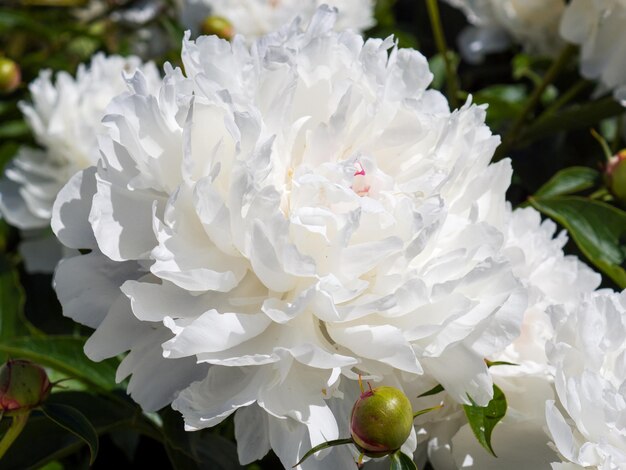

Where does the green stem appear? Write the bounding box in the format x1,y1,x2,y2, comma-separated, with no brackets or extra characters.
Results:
0,412,30,459
495,44,577,161
426,0,459,109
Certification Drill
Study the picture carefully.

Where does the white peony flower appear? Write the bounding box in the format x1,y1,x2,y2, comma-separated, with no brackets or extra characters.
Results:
179,0,375,39
52,7,527,468
443,0,566,63
425,206,601,470
546,289,626,469
560,0,626,103
0,53,160,271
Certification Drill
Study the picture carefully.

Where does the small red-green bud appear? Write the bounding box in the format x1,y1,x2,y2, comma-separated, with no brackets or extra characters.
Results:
0,359,51,415
0,57,20,94
200,15,235,40
350,385,413,458
606,149,626,204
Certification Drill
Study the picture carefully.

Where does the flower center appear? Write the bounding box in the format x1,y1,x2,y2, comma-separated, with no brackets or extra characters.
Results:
351,162,371,197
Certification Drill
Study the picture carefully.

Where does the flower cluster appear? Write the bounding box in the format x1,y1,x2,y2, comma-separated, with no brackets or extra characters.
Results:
0,54,160,271
179,0,375,39
52,7,529,468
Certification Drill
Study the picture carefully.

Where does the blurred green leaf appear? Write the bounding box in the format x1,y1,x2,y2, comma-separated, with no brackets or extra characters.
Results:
0,336,119,390
41,403,99,465
161,408,244,470
390,451,417,470
0,120,29,139
522,97,625,145
429,54,446,91
473,84,527,128
529,196,626,288
535,167,601,198
0,391,160,469
463,384,507,457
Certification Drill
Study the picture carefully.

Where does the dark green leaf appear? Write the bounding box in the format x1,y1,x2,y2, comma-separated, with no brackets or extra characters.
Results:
389,451,417,470
463,384,507,457
0,336,119,390
40,403,99,465
418,384,444,398
535,167,600,198
529,196,626,288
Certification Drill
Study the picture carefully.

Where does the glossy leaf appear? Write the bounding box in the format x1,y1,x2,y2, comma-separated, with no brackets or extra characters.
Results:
0,336,119,390
529,196,626,288
40,403,99,465
390,451,417,470
535,167,600,198
463,384,507,457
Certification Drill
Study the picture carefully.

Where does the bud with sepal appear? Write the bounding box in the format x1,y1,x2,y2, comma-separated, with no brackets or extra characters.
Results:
0,359,51,416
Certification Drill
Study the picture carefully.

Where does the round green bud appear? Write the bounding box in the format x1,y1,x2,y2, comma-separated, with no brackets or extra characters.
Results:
0,57,20,94
0,359,51,415
606,150,626,204
350,385,413,458
200,16,235,40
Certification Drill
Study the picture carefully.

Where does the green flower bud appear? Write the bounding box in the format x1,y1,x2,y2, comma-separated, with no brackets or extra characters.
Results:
0,57,20,94
200,16,235,40
350,385,413,458
606,149,626,204
0,359,51,415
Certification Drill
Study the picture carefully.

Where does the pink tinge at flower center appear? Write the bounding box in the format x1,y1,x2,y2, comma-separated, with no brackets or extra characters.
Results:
352,162,371,197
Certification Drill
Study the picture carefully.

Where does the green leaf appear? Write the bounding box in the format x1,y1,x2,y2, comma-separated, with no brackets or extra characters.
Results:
463,384,507,457
40,403,99,465
418,384,444,398
0,336,119,390
529,196,626,288
535,167,600,198
389,451,417,470
293,438,354,468
0,392,160,469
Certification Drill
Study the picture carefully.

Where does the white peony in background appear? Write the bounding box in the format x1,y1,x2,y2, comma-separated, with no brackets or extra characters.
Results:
51,6,531,468
442,0,566,63
560,0,626,104
179,0,376,39
0,53,160,272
